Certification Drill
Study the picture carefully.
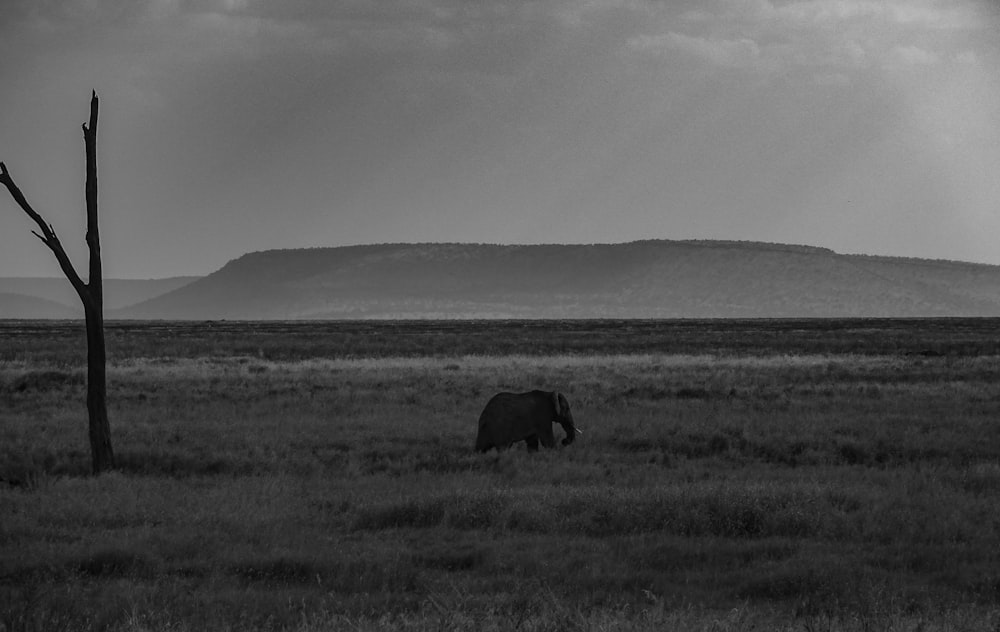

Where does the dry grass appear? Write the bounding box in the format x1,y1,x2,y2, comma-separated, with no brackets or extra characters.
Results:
2,319,1000,630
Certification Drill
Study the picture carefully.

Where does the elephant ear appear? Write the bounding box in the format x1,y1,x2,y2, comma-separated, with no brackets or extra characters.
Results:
553,392,568,416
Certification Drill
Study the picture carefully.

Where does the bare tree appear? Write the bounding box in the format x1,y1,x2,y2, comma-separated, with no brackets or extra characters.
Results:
0,91,115,474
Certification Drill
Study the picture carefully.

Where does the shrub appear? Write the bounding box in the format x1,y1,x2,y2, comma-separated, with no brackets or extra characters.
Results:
354,496,449,530
8,370,84,392
231,557,323,584
74,549,158,578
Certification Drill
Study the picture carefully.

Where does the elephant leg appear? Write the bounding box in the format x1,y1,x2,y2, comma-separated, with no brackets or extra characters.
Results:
525,435,539,452
539,426,556,449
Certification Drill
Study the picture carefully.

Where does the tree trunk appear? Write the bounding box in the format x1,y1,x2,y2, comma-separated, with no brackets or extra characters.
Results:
0,91,115,474
81,91,114,473
85,304,114,473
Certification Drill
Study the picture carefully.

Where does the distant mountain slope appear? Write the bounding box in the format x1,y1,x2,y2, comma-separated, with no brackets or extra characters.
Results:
116,241,1000,319
0,277,199,318
0,293,79,319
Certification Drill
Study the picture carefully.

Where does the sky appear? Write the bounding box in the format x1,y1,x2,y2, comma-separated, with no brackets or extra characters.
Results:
0,0,998,279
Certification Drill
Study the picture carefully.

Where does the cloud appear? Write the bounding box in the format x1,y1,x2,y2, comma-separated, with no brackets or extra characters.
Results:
813,71,851,86
626,0,988,77
955,50,978,65
741,0,982,31
887,2,982,30
891,45,939,66
766,0,885,27
11,0,982,80
629,32,760,68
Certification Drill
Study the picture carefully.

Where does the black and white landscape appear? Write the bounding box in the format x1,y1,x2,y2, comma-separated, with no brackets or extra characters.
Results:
3,2,1000,630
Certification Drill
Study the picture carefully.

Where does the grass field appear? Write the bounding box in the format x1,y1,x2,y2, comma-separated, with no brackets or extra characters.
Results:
2,319,1000,631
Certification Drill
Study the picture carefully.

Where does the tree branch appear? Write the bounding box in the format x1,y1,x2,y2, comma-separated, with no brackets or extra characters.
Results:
0,161,88,298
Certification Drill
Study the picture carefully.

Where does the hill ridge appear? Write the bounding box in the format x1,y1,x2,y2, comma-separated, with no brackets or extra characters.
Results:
0,276,199,317
0,292,79,319
115,240,1000,320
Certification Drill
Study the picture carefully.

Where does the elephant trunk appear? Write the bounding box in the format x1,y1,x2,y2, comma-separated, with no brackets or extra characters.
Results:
559,412,577,446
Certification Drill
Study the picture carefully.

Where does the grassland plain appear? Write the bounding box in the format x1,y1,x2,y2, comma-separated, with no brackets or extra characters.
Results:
1,319,1000,631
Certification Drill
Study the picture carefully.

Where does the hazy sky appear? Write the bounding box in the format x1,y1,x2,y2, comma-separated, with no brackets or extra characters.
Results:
1,0,998,278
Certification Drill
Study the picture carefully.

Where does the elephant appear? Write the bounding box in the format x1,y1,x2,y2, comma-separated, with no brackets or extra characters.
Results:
475,390,577,452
